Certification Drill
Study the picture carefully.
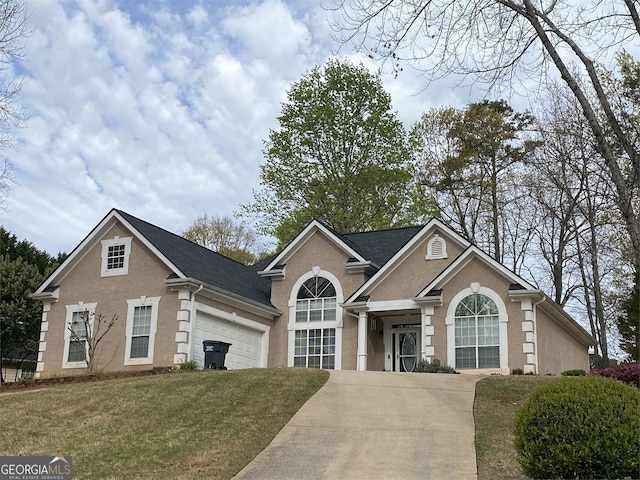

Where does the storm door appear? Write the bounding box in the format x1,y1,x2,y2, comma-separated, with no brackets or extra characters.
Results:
392,326,420,372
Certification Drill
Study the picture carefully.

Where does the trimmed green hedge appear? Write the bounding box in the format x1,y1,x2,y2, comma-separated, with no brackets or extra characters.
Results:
514,376,640,479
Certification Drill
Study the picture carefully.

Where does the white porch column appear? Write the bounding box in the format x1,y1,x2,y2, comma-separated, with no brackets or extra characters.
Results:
357,311,368,371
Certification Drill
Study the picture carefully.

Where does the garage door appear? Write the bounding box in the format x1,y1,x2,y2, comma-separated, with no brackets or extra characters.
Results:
193,311,264,369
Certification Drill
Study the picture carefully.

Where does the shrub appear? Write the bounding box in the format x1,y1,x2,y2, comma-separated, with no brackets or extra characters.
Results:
514,376,640,479
591,362,640,388
179,360,199,371
561,369,586,376
415,359,458,374
511,368,524,375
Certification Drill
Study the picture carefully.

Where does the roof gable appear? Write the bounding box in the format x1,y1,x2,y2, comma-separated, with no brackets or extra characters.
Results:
346,218,470,302
34,209,274,308
260,220,369,273
416,245,537,297
118,211,273,306
33,209,178,294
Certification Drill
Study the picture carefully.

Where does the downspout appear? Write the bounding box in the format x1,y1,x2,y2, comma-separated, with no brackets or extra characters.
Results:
188,285,204,361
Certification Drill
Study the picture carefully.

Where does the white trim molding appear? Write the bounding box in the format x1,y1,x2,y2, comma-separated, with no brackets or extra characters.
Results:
287,268,344,370
194,302,271,368
261,220,367,275
35,301,54,376
124,296,160,366
426,233,447,259
100,236,133,277
62,302,97,369
510,293,541,374
446,286,509,374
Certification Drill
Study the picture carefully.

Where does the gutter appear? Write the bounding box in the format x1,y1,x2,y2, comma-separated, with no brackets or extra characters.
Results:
165,277,281,319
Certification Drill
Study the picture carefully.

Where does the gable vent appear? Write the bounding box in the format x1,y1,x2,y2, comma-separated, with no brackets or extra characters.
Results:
426,234,447,260
431,238,443,256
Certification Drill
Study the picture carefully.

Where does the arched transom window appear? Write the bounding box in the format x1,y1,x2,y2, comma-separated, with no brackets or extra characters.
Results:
454,294,500,368
294,276,337,369
296,276,336,323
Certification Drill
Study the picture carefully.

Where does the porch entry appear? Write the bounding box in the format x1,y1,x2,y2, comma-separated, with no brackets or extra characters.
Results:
391,324,421,372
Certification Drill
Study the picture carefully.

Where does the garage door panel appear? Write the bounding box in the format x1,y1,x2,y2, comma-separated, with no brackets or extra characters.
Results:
193,312,263,369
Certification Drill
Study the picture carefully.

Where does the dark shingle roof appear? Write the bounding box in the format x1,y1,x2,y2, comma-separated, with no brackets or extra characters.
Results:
117,210,273,308
117,211,427,308
341,225,424,267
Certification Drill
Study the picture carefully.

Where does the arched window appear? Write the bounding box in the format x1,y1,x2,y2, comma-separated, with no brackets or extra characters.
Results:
295,277,336,323
454,294,500,368
293,275,338,369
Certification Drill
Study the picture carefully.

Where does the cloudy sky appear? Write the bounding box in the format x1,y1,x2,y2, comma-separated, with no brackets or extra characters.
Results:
1,0,484,255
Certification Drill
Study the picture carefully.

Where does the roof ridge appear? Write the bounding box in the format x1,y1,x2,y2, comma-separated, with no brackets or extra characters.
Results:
115,209,251,268
342,222,429,236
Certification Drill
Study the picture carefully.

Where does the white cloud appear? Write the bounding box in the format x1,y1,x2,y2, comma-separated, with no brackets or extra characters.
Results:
222,0,311,68
0,0,482,255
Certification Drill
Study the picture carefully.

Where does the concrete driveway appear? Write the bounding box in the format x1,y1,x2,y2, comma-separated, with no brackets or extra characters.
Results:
233,370,480,480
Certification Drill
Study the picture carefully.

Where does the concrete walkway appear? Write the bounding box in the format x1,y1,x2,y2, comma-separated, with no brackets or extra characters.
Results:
233,370,481,480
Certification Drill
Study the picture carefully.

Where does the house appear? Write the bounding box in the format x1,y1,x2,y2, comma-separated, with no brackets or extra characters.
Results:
1,350,37,382
31,209,594,377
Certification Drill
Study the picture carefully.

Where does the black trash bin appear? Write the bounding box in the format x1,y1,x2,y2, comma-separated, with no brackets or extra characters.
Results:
203,340,232,370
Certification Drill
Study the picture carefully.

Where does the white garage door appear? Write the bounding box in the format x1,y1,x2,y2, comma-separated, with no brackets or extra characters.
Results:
193,311,263,369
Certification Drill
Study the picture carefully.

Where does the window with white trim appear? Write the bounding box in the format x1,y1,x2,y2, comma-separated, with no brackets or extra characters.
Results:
100,236,133,277
68,311,87,362
426,234,447,259
292,275,339,369
295,277,337,323
454,294,500,368
125,296,160,365
63,302,96,368
294,328,336,369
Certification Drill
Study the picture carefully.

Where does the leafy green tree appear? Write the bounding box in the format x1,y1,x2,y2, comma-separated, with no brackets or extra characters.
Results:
182,214,269,265
0,228,66,381
0,227,65,274
243,58,434,246
617,270,639,361
0,256,43,382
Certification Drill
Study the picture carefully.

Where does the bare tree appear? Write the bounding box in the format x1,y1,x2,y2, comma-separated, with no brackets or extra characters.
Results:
0,158,12,209
68,311,118,372
528,81,627,363
183,214,269,265
527,86,589,306
333,0,640,273
0,0,28,208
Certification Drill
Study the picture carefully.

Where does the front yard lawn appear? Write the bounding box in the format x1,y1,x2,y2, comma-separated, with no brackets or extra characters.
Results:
0,368,328,479
474,375,558,480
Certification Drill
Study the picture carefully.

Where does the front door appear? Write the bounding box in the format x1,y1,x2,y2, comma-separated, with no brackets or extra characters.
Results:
393,328,420,372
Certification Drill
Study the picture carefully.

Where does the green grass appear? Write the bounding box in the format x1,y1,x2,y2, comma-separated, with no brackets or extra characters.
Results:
0,368,329,479
2,369,564,479
474,375,559,480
